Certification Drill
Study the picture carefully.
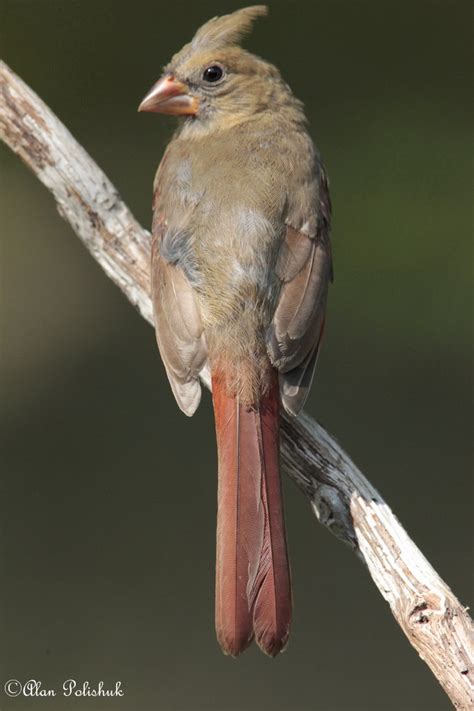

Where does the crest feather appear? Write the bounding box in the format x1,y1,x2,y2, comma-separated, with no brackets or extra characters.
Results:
191,5,268,50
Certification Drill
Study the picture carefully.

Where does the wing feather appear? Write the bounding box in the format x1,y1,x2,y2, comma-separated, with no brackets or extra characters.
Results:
151,235,207,416
267,226,331,415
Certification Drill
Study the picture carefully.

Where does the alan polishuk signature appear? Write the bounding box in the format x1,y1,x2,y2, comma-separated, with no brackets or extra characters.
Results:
4,679,124,698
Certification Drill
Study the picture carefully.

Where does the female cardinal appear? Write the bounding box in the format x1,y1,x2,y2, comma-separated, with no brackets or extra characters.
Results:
139,5,332,657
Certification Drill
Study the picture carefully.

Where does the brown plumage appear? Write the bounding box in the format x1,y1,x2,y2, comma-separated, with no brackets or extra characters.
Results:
213,369,290,655
139,5,332,656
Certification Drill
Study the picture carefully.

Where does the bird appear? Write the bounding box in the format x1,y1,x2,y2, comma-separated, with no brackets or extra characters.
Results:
138,5,332,657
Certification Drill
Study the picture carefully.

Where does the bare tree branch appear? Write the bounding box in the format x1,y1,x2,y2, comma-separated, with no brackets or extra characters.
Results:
1,60,472,709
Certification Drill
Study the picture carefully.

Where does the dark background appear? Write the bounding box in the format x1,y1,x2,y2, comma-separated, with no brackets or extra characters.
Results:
1,1,472,709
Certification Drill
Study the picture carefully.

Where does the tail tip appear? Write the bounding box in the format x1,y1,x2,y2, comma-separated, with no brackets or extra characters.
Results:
217,630,254,658
255,629,290,657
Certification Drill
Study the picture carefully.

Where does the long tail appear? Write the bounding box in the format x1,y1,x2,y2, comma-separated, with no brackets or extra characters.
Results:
212,370,292,657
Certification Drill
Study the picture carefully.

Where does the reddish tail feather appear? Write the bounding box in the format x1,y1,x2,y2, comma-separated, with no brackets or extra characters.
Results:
212,370,292,656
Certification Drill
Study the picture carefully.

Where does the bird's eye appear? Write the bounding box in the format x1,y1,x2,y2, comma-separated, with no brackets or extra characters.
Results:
202,65,224,83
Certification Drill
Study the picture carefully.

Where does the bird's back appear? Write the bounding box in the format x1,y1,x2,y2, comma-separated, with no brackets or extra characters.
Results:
155,111,319,402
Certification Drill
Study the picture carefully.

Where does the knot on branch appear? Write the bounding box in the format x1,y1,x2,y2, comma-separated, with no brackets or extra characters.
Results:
409,600,431,626
311,484,358,551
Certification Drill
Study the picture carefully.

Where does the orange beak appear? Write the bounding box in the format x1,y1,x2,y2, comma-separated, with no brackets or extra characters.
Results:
138,75,199,116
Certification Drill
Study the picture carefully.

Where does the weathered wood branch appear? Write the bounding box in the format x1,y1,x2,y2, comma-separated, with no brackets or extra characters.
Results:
1,60,472,709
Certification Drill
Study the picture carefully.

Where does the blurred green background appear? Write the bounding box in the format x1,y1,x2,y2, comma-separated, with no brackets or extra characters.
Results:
1,1,472,709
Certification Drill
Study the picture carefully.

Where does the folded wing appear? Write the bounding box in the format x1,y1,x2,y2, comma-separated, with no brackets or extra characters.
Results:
151,234,207,416
267,215,332,416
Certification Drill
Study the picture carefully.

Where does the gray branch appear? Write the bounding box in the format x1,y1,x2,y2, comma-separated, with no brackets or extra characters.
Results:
1,60,472,709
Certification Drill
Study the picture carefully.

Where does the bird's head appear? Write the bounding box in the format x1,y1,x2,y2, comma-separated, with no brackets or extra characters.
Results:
138,6,286,130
